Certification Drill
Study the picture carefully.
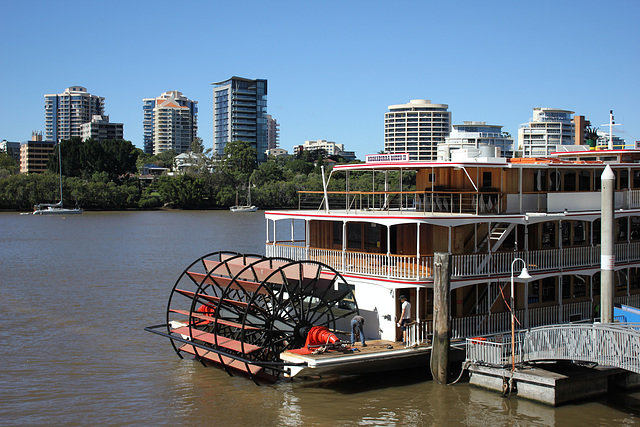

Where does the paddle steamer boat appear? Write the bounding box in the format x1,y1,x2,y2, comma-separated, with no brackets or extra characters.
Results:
265,148,640,345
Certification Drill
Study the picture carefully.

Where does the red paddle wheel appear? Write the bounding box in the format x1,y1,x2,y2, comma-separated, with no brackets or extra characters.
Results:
146,251,358,383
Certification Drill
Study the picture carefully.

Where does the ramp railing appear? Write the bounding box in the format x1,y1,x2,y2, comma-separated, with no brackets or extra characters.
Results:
466,323,640,374
522,323,640,374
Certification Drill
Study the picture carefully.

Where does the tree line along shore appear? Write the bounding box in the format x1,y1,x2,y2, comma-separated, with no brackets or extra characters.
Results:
0,137,412,211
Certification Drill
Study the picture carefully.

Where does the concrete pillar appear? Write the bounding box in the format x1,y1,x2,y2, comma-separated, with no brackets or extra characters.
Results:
601,165,615,323
432,252,452,384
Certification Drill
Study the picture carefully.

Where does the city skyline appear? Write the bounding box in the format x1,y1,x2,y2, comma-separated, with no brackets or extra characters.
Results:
1,0,639,159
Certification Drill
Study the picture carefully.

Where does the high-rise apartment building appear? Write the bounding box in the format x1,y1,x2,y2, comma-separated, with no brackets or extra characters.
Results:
384,99,451,161
142,91,198,155
212,77,268,163
266,114,280,150
518,108,575,157
81,115,124,141
439,121,514,159
44,86,105,142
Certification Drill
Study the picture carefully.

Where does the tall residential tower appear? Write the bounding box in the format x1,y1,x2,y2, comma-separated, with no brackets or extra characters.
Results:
212,77,268,163
143,91,198,155
384,99,451,161
44,86,105,142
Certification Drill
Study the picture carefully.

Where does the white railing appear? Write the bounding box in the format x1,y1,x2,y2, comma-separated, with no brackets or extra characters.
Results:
523,323,640,374
405,320,432,347
629,190,640,208
466,337,521,367
266,242,640,282
266,242,307,261
615,294,640,309
451,300,594,339
467,322,640,373
617,242,640,261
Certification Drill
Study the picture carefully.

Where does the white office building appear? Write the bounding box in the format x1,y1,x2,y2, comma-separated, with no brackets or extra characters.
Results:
81,115,124,141
302,139,344,155
384,99,451,161
518,108,575,157
439,121,514,160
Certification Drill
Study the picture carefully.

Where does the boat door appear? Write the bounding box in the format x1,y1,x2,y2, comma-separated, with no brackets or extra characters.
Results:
395,288,415,341
395,287,432,341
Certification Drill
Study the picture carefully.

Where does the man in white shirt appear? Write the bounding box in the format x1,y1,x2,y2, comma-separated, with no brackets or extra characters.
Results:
399,295,411,345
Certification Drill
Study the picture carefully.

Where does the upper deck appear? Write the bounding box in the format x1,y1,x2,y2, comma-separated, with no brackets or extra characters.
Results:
263,149,640,285
270,149,640,220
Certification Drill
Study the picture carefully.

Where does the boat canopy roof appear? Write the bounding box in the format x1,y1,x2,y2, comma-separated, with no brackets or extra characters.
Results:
332,150,640,174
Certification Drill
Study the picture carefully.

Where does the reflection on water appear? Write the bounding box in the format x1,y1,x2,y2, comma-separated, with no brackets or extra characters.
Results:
0,211,638,426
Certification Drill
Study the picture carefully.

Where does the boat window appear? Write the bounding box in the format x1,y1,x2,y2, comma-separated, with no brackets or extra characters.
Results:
592,272,601,296
562,276,571,300
617,270,628,294
633,170,640,189
578,170,591,191
528,281,540,304
563,170,576,191
561,222,571,246
549,170,561,191
618,218,628,242
332,221,343,247
534,170,547,191
482,172,492,188
541,277,556,303
347,223,362,249
631,217,640,241
365,223,382,252
542,222,555,248
593,219,601,244
573,221,585,245
619,169,629,190
630,268,640,291
573,275,588,299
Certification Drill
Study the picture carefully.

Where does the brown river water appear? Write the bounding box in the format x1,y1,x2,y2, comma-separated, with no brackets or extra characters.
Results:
1,211,639,426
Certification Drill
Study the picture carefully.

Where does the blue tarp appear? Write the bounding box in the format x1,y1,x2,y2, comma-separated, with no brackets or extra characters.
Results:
614,304,640,323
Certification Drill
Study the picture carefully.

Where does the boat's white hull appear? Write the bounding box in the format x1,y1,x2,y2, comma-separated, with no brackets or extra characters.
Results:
32,208,83,215
230,205,258,212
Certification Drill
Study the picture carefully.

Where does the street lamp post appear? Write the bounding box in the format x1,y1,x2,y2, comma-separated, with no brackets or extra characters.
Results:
510,257,531,372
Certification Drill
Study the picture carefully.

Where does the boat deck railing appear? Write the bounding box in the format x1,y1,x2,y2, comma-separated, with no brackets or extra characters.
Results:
299,190,500,214
266,241,640,282
298,189,640,215
401,298,640,351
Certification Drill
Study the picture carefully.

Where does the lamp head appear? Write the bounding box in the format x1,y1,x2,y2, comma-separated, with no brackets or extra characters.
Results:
518,266,532,280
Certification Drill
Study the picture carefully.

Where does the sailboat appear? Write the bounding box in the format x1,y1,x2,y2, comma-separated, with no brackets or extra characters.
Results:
230,182,258,212
30,141,83,215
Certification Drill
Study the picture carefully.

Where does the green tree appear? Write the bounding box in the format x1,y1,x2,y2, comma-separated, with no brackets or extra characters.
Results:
101,139,139,181
191,137,205,154
157,174,208,209
0,152,19,177
136,149,178,171
221,140,257,187
49,137,139,181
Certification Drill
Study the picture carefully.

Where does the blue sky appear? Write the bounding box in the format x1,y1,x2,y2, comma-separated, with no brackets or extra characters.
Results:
1,0,639,158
